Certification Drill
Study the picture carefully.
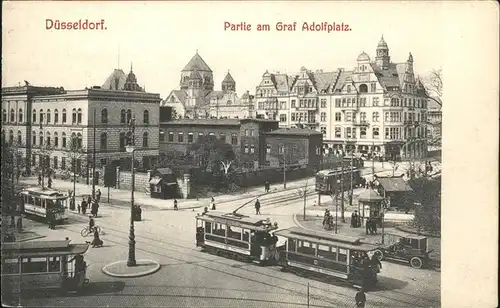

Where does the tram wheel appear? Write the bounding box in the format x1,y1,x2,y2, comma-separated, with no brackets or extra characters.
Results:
410,257,423,269
373,249,384,261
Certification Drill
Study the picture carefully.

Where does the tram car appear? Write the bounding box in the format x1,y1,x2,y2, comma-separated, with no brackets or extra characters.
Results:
275,227,380,289
315,167,362,195
195,211,280,265
19,187,68,222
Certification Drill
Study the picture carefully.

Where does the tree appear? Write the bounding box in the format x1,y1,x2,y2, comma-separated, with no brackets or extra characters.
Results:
33,141,56,189
67,139,86,207
294,180,311,220
188,135,236,174
1,143,19,242
409,176,441,234
422,68,443,107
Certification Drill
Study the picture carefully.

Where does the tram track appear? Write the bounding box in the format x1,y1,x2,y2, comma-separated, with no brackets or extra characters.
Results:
65,214,440,307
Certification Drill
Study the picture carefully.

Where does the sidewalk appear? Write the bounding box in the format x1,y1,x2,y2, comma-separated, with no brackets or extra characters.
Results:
18,176,314,210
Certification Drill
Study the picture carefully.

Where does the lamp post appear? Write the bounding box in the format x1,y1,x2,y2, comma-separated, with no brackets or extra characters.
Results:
125,117,136,267
282,145,286,189
91,109,96,199
335,179,340,234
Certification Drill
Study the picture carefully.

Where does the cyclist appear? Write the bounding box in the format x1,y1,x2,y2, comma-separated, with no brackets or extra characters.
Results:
88,216,95,233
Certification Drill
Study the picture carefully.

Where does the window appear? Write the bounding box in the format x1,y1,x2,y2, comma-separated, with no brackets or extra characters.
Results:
32,109,37,123
372,97,379,106
370,127,379,139
371,82,376,92
159,130,165,142
279,145,284,154
177,132,183,143
335,98,341,107
346,127,352,138
77,108,82,123
384,112,390,122
320,112,326,122
245,129,249,136
101,109,108,123
77,133,82,149
297,240,316,255
46,109,51,123
291,113,296,121
62,132,66,148
126,132,133,146
360,127,367,139
244,144,249,153
100,133,107,150
359,112,366,123
372,112,379,122
54,132,59,147
168,132,174,142
39,132,43,146
280,114,287,122
17,130,22,145
72,109,76,123
219,133,226,142
46,132,51,146
2,109,6,122
53,157,58,169
335,112,341,122
347,85,351,93
8,130,14,145
32,154,36,166
120,109,126,124
188,132,194,143
318,245,337,260
280,102,286,109
61,157,66,169
359,97,367,107
53,109,58,123
338,248,348,263
291,99,296,108
119,132,126,150
143,110,149,124
32,131,36,146
320,126,326,135
9,109,15,122
18,109,23,122
250,145,255,154
126,109,132,124
62,109,67,123
347,98,351,107
39,109,45,123
143,132,149,147
266,144,271,153
316,146,321,155
231,133,238,145
22,257,48,273
335,127,341,138
3,258,20,274
385,127,390,139
250,129,255,137
359,84,368,93
346,112,352,122
320,99,327,108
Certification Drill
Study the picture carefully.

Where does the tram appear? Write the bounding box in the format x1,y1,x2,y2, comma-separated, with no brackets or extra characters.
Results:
315,167,362,194
19,187,68,222
1,238,90,297
275,226,380,289
195,211,279,264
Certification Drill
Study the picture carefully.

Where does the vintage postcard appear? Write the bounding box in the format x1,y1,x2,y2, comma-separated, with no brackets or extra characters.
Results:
1,1,498,308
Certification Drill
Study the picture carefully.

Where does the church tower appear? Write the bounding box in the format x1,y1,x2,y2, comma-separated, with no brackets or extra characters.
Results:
180,51,214,92
221,71,236,92
375,35,390,70
186,69,203,107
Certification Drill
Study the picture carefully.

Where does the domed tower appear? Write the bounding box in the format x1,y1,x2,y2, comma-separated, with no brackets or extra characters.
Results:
375,35,390,70
123,63,144,91
180,51,214,91
356,51,371,72
221,71,236,92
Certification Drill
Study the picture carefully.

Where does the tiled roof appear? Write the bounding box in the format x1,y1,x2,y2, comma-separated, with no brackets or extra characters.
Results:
171,90,188,104
102,69,127,90
313,72,339,92
376,177,413,192
265,127,322,136
334,70,354,91
222,72,235,83
395,63,408,88
205,90,225,99
162,119,240,126
371,63,401,88
189,69,203,80
274,74,291,92
182,53,213,72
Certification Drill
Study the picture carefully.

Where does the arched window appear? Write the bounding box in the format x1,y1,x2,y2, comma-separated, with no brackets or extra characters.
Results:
142,132,148,147
46,132,51,146
335,126,341,138
39,131,44,146
76,133,82,149
372,127,380,139
9,130,14,145
126,109,132,124
32,131,36,146
2,109,6,122
119,132,126,150
101,109,108,123
10,109,15,122
39,109,44,123
72,108,77,123
32,109,37,123
17,130,22,145
1,130,5,146
120,109,126,124
54,132,59,147
62,132,66,148
100,132,107,150
143,110,149,124
54,109,59,123
359,84,368,93
62,109,67,123
46,109,51,123
71,132,77,148
77,108,82,123
126,131,133,146
227,100,232,106
19,109,23,123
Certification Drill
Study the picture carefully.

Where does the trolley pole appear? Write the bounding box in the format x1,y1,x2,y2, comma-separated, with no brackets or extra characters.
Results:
283,146,286,189
307,282,310,308
340,158,345,223
350,152,353,206
92,109,96,199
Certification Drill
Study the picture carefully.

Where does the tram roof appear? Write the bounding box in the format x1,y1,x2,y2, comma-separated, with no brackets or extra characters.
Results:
197,211,276,231
275,227,378,251
22,187,66,197
316,168,359,176
1,240,90,258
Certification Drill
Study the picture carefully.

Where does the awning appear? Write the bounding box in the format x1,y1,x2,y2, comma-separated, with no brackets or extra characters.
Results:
149,177,163,185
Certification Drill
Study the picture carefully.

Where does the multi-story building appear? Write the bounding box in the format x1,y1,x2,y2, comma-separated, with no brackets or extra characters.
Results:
426,96,442,145
162,52,254,119
254,36,429,160
1,66,161,175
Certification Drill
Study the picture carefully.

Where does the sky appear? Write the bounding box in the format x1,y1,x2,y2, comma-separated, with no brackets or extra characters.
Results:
2,1,447,99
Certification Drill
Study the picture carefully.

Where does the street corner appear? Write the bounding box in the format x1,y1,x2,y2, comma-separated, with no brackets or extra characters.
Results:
102,259,161,278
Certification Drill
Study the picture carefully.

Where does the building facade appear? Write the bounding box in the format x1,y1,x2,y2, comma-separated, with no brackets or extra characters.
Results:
162,52,254,120
426,96,442,146
1,67,161,175
254,36,429,160
264,128,323,170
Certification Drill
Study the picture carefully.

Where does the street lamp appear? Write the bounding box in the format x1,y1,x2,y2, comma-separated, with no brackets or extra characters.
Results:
282,145,286,189
125,117,136,267
335,179,340,234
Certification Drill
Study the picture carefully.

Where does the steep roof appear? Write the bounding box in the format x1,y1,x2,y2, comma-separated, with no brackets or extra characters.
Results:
182,53,213,72
313,71,339,93
205,90,225,99
370,63,401,88
171,90,188,104
273,74,291,92
265,127,322,136
222,72,235,83
102,69,127,90
376,177,413,192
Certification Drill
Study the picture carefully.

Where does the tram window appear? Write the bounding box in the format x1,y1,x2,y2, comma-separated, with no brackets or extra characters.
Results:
228,226,242,240
48,257,61,272
242,229,250,242
317,244,336,260
22,257,48,273
204,222,212,233
338,248,348,263
287,239,296,252
297,241,316,255
46,200,55,209
3,258,20,274
27,196,34,205
213,223,226,236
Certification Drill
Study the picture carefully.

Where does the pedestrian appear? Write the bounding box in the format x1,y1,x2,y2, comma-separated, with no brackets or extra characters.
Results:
371,219,378,234
87,196,92,207
38,174,42,186
264,181,270,193
355,288,367,308
47,210,55,230
91,200,98,218
174,199,178,211
48,177,53,188
370,254,382,273
81,198,87,215
210,197,216,210
95,200,100,217
351,210,358,228
96,189,101,202
365,217,371,235
254,199,261,215
77,202,81,214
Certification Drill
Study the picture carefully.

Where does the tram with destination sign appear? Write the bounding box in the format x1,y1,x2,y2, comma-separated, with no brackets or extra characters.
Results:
315,167,363,195
196,211,280,265
19,187,68,222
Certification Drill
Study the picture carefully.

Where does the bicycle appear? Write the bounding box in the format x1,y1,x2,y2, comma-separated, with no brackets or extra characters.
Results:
81,226,101,237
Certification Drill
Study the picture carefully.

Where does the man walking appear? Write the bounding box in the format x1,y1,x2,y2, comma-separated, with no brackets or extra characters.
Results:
173,199,178,211
96,189,101,202
355,288,367,308
255,199,261,215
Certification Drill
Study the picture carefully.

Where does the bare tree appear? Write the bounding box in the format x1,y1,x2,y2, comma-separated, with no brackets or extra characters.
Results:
294,180,312,220
220,159,234,176
423,69,443,106
66,138,86,207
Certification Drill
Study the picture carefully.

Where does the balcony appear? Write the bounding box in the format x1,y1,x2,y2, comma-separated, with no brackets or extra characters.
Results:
352,120,369,127
404,120,420,126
